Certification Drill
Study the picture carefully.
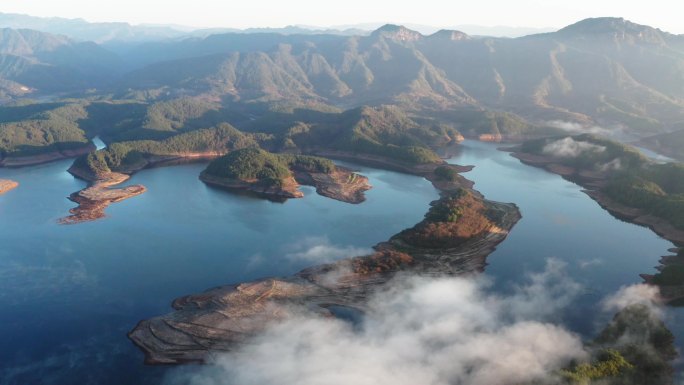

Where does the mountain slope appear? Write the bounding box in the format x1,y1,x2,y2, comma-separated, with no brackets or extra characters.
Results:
0,28,120,97
114,18,684,138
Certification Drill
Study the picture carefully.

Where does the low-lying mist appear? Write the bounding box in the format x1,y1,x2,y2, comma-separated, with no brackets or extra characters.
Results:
163,260,665,385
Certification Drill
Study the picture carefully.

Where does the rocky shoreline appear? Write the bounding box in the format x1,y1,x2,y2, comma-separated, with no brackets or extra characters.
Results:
199,173,304,200
60,169,146,224
62,152,225,224
200,165,372,204
0,179,19,195
128,160,520,364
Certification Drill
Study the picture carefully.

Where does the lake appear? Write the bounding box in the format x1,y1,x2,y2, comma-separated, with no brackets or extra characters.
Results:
0,141,679,384
448,141,682,368
0,158,438,384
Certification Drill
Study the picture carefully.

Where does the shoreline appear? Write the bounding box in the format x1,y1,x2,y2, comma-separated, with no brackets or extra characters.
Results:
0,145,95,168
507,148,684,304
60,170,147,224
508,150,684,246
199,173,304,200
128,157,520,365
199,165,372,204
61,152,225,224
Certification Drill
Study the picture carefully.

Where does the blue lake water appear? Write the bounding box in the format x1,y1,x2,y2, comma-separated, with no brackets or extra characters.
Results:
0,159,438,384
448,141,682,360
0,141,680,384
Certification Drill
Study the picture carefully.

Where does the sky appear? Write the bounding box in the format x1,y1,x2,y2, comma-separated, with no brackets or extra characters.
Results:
1,0,682,34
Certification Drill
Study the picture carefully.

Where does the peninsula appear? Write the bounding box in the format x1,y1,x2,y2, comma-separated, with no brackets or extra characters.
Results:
60,171,146,224
129,161,521,364
200,148,371,203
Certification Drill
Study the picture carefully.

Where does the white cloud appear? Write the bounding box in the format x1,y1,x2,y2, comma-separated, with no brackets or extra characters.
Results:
547,120,625,138
601,283,662,317
284,236,372,264
542,137,606,158
598,158,623,172
578,258,603,269
163,261,588,385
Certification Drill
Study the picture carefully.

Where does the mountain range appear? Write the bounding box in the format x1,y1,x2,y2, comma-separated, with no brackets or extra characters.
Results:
1,16,684,157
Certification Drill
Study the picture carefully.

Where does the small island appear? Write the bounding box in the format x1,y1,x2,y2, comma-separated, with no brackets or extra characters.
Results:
199,147,371,203
60,171,146,224
0,179,18,195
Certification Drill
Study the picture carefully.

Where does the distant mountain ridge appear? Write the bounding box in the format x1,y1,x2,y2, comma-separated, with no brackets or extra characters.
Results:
0,12,369,44
1,17,684,141
0,28,119,101
106,18,684,136
0,12,188,43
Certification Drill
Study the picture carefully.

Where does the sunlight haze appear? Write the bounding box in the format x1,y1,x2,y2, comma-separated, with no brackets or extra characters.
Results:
1,0,682,33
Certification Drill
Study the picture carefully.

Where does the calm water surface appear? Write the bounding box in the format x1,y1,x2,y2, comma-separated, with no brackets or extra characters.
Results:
0,159,438,384
0,141,680,384
448,141,682,362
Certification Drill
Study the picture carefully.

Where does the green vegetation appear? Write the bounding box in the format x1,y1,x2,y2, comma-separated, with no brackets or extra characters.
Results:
559,304,677,385
425,189,467,223
142,97,220,132
397,189,499,249
202,147,336,188
434,165,462,182
603,162,684,229
593,304,677,384
651,264,684,286
331,106,446,164
561,349,633,384
0,103,90,157
279,106,446,165
436,109,540,139
73,123,255,175
204,147,291,186
520,134,647,170
0,98,452,167
521,134,684,230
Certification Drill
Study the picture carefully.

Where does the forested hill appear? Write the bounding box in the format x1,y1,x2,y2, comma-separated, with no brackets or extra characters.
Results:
2,17,684,161
114,17,684,136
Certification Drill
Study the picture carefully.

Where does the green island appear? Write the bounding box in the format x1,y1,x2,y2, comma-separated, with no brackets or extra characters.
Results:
199,147,371,202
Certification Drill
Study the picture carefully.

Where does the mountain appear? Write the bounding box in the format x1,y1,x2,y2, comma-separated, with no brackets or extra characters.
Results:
0,12,188,43
112,18,684,138
0,13,371,45
118,24,476,111
329,23,555,37
1,17,684,144
0,28,121,101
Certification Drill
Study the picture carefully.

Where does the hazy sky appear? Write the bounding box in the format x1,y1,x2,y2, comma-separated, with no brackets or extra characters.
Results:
1,0,682,33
